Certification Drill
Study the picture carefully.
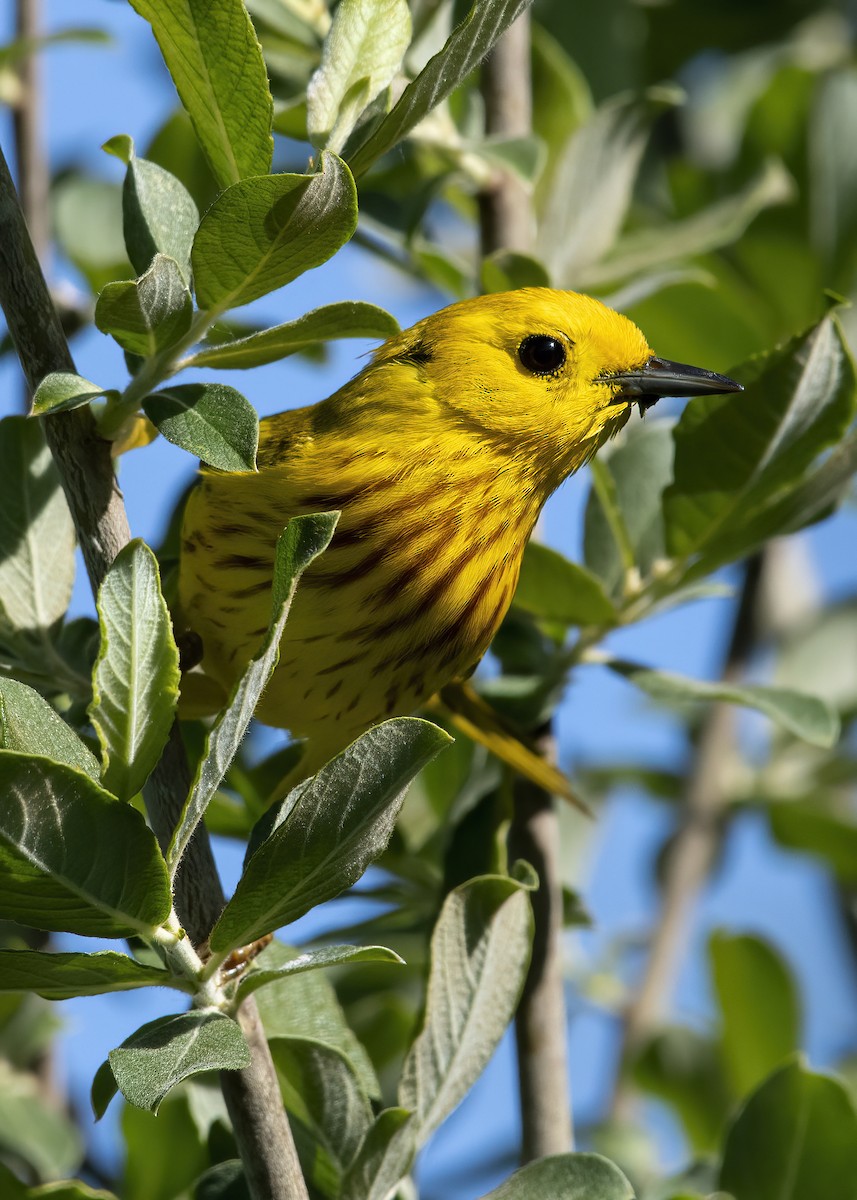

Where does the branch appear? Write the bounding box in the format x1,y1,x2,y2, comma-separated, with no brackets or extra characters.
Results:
612,552,766,1108
0,142,308,1200
479,15,573,1159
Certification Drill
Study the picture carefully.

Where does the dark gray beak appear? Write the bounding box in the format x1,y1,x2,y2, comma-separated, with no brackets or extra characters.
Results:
603,354,743,411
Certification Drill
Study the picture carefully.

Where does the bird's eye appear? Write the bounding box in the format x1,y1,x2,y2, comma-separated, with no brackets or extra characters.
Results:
518,334,566,376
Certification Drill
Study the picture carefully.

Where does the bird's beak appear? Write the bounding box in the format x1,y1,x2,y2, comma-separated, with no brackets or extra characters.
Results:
602,355,744,413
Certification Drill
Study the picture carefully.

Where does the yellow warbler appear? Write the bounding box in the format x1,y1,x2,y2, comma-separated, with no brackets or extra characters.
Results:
178,288,740,781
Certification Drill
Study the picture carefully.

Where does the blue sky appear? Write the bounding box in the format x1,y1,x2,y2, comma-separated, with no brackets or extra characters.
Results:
2,3,857,1196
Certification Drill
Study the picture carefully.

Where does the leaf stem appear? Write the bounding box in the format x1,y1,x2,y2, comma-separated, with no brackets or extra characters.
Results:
588,458,638,585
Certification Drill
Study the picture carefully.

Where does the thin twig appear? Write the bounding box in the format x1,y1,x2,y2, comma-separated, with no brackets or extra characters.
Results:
479,15,574,1159
612,552,765,1109
0,142,308,1200
12,0,49,268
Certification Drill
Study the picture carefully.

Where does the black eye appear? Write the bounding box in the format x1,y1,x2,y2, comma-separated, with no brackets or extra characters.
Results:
518,334,566,376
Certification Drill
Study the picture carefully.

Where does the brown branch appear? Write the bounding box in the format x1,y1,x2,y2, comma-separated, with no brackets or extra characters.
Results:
12,0,49,268
479,15,573,1159
612,552,766,1108
0,142,308,1200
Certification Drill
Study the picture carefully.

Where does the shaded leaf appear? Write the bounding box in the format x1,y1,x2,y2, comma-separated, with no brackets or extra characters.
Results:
0,678,99,779
579,159,794,289
254,941,379,1099
210,718,450,953
0,417,75,635
52,174,130,293
514,541,616,626
538,87,682,286
143,383,258,471
633,1026,731,1155
663,315,857,572
0,1060,82,1181
348,0,534,177
0,949,184,1000
128,0,273,188
340,1108,416,1200
720,1059,857,1199
768,803,857,883
584,420,674,596
168,513,338,879
192,153,357,311
109,1011,250,1113
95,255,193,358
89,541,180,801
398,870,535,1141
270,1038,373,1194
607,658,839,748
479,1153,635,1199
185,301,399,369
0,752,171,937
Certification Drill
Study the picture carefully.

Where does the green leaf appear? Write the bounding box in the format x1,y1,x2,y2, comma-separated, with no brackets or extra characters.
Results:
584,420,675,596
109,1011,250,1113
0,27,111,68
767,803,857,883
719,1059,857,1199
184,301,400,369
340,1108,416,1200
91,1060,119,1121
0,1060,82,1181
192,1162,249,1200
398,871,535,1142
481,250,550,294
120,148,200,282
809,69,857,271
254,941,379,1099
0,417,75,635
479,1154,635,1199
537,87,682,287
270,1038,373,1193
168,513,338,879
0,678,99,780
209,718,451,953
710,932,800,1099
0,949,185,1000
348,0,534,177
89,541,180,801
307,0,411,153
606,659,840,748
143,383,259,471
471,134,546,184
26,1183,119,1200
192,153,358,311
52,174,130,293
663,315,857,572
632,1027,731,1155
578,159,794,289
127,0,273,189
32,372,112,416
514,542,616,626
236,943,403,1003
0,752,171,937
95,255,193,358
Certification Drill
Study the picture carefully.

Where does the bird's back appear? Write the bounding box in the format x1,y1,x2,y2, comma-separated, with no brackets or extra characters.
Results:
178,367,541,765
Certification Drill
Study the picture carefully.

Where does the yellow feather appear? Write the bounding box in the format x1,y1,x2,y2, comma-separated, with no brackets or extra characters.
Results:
178,288,654,787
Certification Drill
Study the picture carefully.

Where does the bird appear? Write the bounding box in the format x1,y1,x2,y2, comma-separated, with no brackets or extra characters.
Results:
178,287,741,788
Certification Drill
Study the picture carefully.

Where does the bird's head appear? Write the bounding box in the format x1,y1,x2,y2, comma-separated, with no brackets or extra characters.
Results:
373,287,741,487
